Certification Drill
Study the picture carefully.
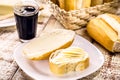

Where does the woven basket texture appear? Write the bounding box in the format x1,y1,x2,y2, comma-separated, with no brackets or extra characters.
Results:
49,0,120,30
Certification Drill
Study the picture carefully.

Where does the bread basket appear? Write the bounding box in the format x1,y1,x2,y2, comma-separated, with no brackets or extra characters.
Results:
37,0,120,30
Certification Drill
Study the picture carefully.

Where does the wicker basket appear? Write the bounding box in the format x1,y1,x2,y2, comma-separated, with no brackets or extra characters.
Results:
49,0,120,30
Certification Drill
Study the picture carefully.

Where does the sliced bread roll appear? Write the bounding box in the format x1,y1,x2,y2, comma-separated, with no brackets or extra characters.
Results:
23,29,75,60
87,13,120,52
49,47,89,76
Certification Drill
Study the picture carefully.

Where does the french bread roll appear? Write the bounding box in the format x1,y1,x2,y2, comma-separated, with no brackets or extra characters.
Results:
81,0,91,8
91,0,103,6
23,29,75,60
58,0,74,11
50,0,59,6
103,0,113,3
49,47,89,76
87,13,120,52
58,0,91,11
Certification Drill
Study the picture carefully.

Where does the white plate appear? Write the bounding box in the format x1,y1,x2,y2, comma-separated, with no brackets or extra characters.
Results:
13,35,104,80
0,5,41,28
0,5,15,27
0,18,16,27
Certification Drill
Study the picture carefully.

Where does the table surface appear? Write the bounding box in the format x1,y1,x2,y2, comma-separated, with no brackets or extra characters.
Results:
0,1,120,80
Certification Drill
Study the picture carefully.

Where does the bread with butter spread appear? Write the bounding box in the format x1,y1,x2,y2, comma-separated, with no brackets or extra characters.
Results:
49,47,89,76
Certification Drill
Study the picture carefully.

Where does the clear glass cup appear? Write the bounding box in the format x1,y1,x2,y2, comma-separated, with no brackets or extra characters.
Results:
14,0,39,42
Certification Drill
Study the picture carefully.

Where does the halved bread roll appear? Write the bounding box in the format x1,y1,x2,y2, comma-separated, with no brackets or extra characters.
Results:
49,47,89,76
87,13,120,52
23,29,75,60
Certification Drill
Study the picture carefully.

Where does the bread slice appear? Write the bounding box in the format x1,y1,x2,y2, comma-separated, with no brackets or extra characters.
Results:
49,47,89,76
87,13,120,52
23,29,75,60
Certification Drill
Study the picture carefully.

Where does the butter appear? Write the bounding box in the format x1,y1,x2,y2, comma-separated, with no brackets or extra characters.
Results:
49,47,89,76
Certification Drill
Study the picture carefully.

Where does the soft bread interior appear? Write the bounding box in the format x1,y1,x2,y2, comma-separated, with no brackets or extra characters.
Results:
23,29,75,60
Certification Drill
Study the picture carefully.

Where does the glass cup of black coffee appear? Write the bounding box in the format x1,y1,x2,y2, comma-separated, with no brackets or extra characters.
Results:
14,1,39,42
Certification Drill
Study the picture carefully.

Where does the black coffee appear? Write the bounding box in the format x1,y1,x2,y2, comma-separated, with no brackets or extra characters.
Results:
14,6,38,40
